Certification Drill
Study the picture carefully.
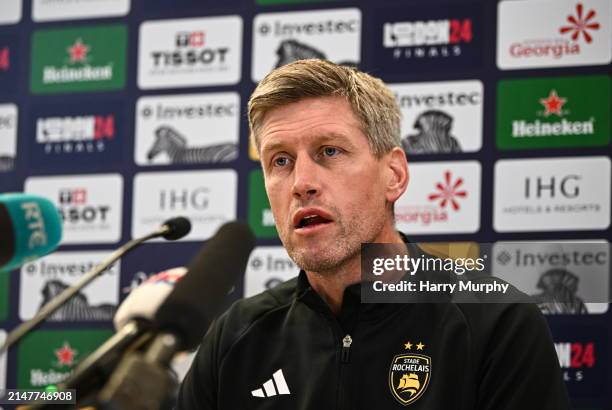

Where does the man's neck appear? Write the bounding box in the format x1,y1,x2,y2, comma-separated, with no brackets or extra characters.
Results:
305,228,405,314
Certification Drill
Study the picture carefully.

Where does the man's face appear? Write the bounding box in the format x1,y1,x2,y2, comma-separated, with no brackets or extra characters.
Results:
258,96,391,274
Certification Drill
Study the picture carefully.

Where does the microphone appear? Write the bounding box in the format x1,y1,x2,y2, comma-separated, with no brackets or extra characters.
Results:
0,217,192,354
0,193,62,272
42,267,188,409
97,221,255,410
113,267,187,331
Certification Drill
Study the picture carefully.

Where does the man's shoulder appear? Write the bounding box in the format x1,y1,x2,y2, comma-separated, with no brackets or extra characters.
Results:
212,277,298,345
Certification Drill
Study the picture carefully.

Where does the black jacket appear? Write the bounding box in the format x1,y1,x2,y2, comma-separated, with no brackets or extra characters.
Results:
177,246,570,410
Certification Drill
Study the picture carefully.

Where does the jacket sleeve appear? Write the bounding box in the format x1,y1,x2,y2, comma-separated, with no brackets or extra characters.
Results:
475,303,571,410
175,318,223,410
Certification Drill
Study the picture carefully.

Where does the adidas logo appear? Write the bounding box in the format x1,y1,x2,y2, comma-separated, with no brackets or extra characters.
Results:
251,369,291,398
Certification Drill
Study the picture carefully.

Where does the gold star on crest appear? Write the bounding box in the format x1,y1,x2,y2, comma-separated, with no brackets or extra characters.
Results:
416,342,425,350
404,341,413,350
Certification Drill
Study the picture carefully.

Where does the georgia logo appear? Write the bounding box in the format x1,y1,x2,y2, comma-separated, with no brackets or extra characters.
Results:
389,353,431,406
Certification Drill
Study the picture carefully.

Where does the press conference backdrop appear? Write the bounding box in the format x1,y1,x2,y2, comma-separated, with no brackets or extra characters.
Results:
0,0,610,407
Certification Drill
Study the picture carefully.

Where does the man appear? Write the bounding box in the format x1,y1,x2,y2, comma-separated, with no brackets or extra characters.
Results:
177,60,570,409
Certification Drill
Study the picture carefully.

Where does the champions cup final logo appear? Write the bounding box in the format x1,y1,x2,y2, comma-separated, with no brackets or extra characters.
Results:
389,342,431,406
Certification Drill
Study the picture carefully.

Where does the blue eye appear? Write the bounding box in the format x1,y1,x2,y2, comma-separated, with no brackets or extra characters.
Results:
323,147,339,157
274,157,289,167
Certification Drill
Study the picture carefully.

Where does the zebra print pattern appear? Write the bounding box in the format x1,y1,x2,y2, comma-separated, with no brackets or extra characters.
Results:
274,40,358,69
0,156,14,172
532,268,589,315
147,126,238,164
401,110,462,154
38,280,117,321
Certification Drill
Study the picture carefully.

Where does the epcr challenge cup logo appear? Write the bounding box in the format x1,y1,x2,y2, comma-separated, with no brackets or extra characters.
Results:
389,354,431,406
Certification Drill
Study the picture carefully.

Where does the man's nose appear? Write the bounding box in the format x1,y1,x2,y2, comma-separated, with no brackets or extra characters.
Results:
291,155,320,199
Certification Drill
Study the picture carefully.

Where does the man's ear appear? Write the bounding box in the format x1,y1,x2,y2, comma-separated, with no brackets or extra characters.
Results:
385,147,409,203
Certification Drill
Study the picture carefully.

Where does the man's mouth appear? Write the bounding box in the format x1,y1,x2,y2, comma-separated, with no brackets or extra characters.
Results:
293,209,334,231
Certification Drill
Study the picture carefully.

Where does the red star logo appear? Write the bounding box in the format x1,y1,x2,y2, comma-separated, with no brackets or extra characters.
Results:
428,171,467,211
559,3,600,44
539,90,567,117
54,342,77,367
67,38,90,63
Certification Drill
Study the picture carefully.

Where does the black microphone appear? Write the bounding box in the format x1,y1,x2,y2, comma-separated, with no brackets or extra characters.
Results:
96,221,255,410
1,216,192,354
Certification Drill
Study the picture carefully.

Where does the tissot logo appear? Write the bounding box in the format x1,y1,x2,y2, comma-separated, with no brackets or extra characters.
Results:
244,247,298,297
395,161,481,234
390,80,483,154
25,174,123,244
20,251,120,321
497,75,610,149
497,0,611,69
494,157,611,232
492,241,609,315
135,93,239,166
252,8,361,81
0,104,18,173
374,4,482,74
31,25,127,94
32,0,130,22
17,329,113,389
132,170,237,241
138,16,242,89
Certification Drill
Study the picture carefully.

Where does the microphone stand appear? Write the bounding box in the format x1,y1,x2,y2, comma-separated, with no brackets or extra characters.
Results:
1,223,177,354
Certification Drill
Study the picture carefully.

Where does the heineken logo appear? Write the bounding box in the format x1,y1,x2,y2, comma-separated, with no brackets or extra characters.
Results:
54,342,78,367
18,329,113,389
67,38,90,63
43,36,113,84
539,90,567,117
497,75,609,149
31,25,126,94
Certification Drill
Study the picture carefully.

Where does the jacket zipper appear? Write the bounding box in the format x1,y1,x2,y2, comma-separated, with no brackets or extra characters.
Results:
341,334,352,363
337,334,352,410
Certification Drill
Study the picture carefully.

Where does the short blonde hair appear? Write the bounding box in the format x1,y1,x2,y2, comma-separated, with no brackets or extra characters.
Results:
248,59,401,158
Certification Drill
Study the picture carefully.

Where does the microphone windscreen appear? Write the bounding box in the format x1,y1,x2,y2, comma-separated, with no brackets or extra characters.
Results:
154,221,256,350
113,267,187,330
0,193,62,272
161,217,192,241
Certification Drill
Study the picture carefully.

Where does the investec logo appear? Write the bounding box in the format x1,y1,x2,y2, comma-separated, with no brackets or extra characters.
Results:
252,9,361,81
384,18,473,59
20,250,120,321
390,80,483,154
244,247,298,298
36,114,115,154
43,37,112,84
497,0,611,69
